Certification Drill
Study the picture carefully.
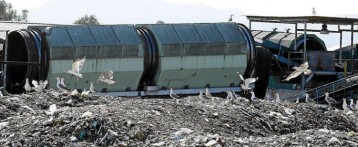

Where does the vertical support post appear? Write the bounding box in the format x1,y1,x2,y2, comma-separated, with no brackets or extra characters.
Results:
339,25,342,64
302,22,307,90
3,30,8,92
294,23,297,50
351,23,355,73
249,20,252,30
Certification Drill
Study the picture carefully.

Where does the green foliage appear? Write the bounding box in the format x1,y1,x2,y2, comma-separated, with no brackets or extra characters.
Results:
74,15,100,25
0,0,28,21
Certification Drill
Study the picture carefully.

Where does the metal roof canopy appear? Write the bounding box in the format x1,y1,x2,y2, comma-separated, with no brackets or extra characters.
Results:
246,15,357,90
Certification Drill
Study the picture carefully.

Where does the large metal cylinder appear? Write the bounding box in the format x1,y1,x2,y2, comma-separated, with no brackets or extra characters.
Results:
5,23,258,94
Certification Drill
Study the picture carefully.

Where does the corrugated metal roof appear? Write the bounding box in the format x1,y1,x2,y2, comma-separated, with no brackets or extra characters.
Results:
0,21,61,39
246,15,358,25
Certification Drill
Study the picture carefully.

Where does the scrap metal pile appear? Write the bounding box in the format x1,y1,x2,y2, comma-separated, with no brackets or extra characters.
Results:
0,91,357,146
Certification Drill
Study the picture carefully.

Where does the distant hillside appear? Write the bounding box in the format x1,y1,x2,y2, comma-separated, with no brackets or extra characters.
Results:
28,0,248,25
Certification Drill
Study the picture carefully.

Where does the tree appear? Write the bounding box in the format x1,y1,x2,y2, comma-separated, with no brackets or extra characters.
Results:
74,15,100,25
0,0,27,21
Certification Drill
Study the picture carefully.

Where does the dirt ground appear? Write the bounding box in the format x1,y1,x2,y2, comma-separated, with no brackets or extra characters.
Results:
0,90,357,146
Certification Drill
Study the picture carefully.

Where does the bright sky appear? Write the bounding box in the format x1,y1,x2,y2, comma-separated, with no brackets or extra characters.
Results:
7,0,358,16
161,0,358,16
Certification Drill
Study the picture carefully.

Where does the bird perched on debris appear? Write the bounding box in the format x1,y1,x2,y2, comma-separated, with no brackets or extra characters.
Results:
249,91,259,101
56,77,70,91
205,87,212,98
305,93,316,103
355,100,358,110
225,90,234,100
238,72,258,94
170,88,180,99
295,98,300,103
199,90,210,99
40,80,48,89
67,56,86,78
342,98,349,111
283,61,312,81
349,99,356,110
81,89,90,96
32,80,44,93
98,70,115,85
324,92,338,106
275,93,281,103
24,78,32,92
89,81,97,93
228,14,233,22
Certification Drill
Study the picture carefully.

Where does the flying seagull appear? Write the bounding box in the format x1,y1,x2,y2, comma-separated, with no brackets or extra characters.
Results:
324,92,338,106
238,72,258,93
199,90,210,100
305,93,316,103
24,78,32,92
312,7,316,16
67,56,86,78
170,88,180,99
205,87,212,98
89,81,97,93
283,62,312,81
228,14,233,22
98,70,115,85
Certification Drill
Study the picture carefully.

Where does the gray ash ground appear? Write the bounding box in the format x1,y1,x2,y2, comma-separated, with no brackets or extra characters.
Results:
0,90,357,146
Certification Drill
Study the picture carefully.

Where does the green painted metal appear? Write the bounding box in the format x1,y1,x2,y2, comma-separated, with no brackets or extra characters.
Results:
252,30,327,51
46,25,144,92
144,23,249,89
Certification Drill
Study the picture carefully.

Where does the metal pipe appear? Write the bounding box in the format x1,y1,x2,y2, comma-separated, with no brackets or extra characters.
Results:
294,23,297,50
302,22,307,90
339,25,342,64
351,24,354,73
0,61,40,65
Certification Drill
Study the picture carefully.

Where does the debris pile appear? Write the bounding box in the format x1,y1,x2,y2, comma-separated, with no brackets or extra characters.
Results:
0,92,357,146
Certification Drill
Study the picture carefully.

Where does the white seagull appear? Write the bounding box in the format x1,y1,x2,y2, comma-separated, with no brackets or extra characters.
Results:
295,98,300,103
342,98,349,111
199,90,210,99
24,78,32,92
349,99,356,110
32,80,44,93
225,90,234,100
67,56,86,78
81,89,90,96
324,92,338,106
56,77,70,91
89,81,97,93
283,62,312,81
305,93,316,103
275,93,281,103
249,91,259,101
355,100,358,110
238,72,258,93
312,7,316,16
170,88,180,99
98,70,115,85
205,87,212,98
39,80,48,90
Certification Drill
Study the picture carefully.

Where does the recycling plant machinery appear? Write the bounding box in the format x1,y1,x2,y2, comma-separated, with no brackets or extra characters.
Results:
2,22,272,98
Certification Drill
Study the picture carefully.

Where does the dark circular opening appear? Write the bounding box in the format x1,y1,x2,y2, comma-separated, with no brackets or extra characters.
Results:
7,31,29,86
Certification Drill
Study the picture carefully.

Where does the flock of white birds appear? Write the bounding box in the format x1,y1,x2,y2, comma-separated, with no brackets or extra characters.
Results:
24,56,115,96
20,58,351,109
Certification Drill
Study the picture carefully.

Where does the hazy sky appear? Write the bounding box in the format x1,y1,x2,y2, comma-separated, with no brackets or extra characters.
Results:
8,0,358,16
6,0,358,49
